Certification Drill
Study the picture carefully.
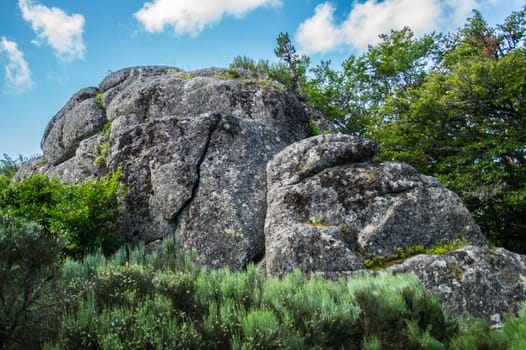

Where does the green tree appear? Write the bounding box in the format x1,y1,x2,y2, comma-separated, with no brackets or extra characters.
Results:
374,8,526,251
274,32,310,93
304,27,441,135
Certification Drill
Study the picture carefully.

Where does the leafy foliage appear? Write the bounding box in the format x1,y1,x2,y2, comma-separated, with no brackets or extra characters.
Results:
0,220,524,349
0,154,27,192
303,27,442,135
38,239,526,349
276,5,526,252
229,32,310,94
228,55,296,90
274,32,310,93
0,170,126,258
0,216,63,349
0,154,21,181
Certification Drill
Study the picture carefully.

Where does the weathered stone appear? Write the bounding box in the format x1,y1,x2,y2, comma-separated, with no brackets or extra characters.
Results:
37,67,311,269
99,66,174,92
13,156,50,181
386,245,526,325
267,134,379,188
98,66,174,109
18,65,526,323
174,113,295,268
16,134,105,183
265,134,486,277
41,87,106,165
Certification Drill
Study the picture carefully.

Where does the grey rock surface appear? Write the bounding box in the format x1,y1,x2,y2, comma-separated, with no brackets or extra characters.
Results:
36,66,311,269
265,134,486,277
387,245,526,324
41,87,107,165
15,134,104,183
19,66,526,323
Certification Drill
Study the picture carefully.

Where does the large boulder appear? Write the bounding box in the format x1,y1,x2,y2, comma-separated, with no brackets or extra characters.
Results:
265,134,486,277
387,245,526,325
32,66,313,269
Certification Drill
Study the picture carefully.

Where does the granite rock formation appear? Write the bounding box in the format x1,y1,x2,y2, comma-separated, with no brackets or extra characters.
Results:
265,134,486,277
24,66,313,269
18,66,526,323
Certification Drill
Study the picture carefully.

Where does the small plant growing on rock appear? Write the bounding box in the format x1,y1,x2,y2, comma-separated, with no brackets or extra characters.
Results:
93,121,112,169
309,118,329,136
364,238,468,270
306,217,330,229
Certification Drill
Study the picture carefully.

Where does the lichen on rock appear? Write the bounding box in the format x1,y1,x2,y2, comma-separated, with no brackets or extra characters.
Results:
265,134,486,277
20,66,526,323
35,66,312,269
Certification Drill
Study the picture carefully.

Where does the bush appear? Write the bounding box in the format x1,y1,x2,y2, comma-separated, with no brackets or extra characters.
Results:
0,154,21,192
0,216,63,349
503,303,526,350
49,237,468,349
0,170,126,258
347,272,458,349
449,319,508,350
38,234,526,349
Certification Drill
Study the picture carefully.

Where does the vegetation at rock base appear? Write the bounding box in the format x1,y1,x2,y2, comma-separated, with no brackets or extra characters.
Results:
233,5,526,253
1,158,526,349
0,216,63,349
0,219,524,349
0,156,126,258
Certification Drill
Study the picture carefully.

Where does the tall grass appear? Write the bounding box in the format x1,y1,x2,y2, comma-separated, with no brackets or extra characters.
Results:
44,235,499,349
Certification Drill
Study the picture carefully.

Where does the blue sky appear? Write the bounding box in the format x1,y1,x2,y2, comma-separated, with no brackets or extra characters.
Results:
0,0,523,157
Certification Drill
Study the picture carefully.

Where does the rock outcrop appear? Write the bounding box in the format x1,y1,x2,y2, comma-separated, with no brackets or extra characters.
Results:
19,66,526,323
26,66,313,269
265,134,486,277
387,245,526,325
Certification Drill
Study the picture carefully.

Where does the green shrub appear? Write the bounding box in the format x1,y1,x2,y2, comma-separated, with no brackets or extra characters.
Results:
347,272,457,349
46,236,526,349
0,216,63,349
449,318,507,350
56,242,204,349
263,271,360,347
0,169,126,258
232,308,283,350
59,296,100,349
503,303,526,349
0,154,21,192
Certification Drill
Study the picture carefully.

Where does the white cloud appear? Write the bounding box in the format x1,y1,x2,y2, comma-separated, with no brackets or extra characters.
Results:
135,0,282,36
341,0,441,51
296,0,510,54
18,0,85,62
0,37,33,94
438,0,479,28
296,3,342,53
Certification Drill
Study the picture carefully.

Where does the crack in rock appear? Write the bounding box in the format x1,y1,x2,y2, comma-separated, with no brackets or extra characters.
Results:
171,113,222,232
